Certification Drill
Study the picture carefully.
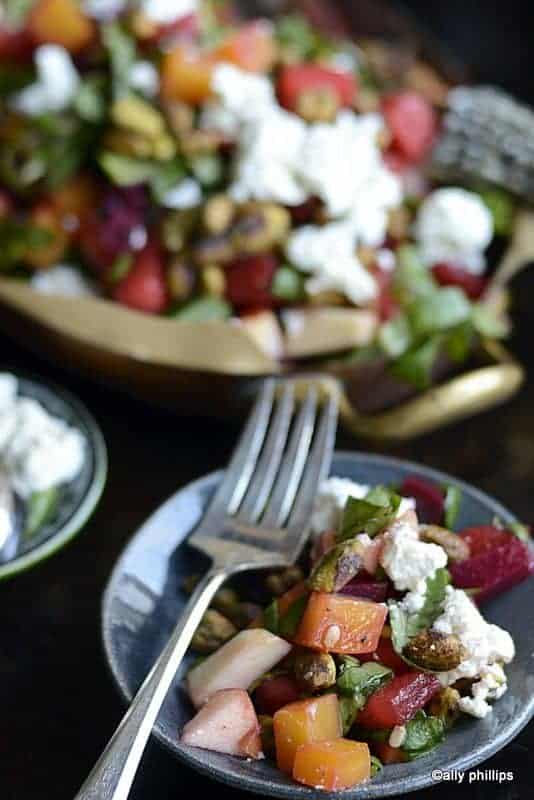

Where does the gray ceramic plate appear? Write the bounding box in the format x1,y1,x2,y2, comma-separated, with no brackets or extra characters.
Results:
102,453,534,798
0,373,107,580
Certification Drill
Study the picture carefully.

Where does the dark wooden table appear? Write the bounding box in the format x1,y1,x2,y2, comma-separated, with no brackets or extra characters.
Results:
1,3,534,798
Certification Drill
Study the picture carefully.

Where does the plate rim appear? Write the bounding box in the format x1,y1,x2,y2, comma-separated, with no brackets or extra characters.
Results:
0,372,108,581
101,451,533,799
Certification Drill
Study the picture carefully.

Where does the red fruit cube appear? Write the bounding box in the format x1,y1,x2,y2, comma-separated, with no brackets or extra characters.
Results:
373,741,407,764
357,672,441,729
254,676,300,716
432,263,487,300
277,64,357,111
400,476,444,525
382,91,438,163
359,637,410,675
112,239,168,314
340,578,389,603
225,254,278,310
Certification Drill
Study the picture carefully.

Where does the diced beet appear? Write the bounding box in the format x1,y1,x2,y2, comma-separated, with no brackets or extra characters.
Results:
112,238,168,313
277,64,357,111
340,579,389,603
288,196,322,225
80,186,148,272
359,637,410,675
432,263,487,300
372,267,400,321
254,676,300,716
450,530,534,604
373,742,407,764
400,476,444,525
357,672,441,729
382,91,438,163
225,254,278,309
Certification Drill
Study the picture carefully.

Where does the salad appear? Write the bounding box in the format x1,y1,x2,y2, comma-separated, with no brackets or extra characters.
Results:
180,475,533,792
0,0,515,390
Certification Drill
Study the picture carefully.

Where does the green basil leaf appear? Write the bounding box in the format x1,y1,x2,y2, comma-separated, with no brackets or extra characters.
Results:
279,594,308,638
402,711,445,760
150,157,187,202
171,296,232,322
0,219,53,269
98,152,157,186
74,75,108,123
370,756,383,777
338,695,361,735
443,321,475,363
389,568,450,655
509,522,531,542
389,336,442,390
109,253,133,284
337,658,392,698
263,600,280,635
378,313,413,358
476,186,516,236
188,153,224,187
471,303,509,338
102,23,136,100
337,491,400,542
275,13,333,60
408,287,472,338
393,245,436,299
24,487,59,540
443,485,462,529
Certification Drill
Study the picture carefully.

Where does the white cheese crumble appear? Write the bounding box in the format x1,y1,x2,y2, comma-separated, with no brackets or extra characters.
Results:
140,0,197,24
83,0,128,20
388,725,407,748
30,265,96,298
0,375,86,499
129,61,159,98
161,177,202,209
414,187,494,275
11,45,80,116
380,520,448,592
431,587,514,717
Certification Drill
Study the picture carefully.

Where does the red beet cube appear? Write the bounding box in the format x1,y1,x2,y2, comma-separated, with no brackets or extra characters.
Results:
382,91,438,163
400,476,444,525
254,676,300,716
357,672,441,729
225,254,278,310
359,637,410,676
432,263,487,300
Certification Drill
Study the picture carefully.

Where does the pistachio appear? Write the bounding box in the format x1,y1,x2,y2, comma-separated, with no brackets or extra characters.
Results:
231,204,290,254
403,630,466,672
428,687,461,727
309,540,363,593
151,133,177,161
296,86,339,123
353,87,380,114
190,609,237,654
164,101,195,136
387,206,411,241
179,129,223,157
104,129,154,158
293,651,336,691
192,234,235,266
167,258,195,302
111,96,166,139
258,715,275,757
162,209,199,253
203,194,236,235
419,525,470,563
307,290,346,306
201,264,226,297
265,566,304,597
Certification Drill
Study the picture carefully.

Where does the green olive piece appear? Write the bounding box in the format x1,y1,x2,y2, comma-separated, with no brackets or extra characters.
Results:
293,651,336,691
190,609,237,654
308,540,363,593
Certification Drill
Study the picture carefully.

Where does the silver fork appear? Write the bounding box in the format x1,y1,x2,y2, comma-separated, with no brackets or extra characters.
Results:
74,379,338,800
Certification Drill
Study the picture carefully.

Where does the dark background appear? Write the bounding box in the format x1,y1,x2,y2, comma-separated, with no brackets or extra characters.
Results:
1,1,534,798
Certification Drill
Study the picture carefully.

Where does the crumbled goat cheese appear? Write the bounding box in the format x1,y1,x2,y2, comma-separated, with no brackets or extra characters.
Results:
0,375,18,412
83,0,128,20
433,587,515,692
161,177,202,209
458,663,508,718
376,248,396,272
388,725,407,748
0,376,86,499
11,45,80,115
380,520,448,592
414,187,494,275
140,0,197,24
310,476,415,536
31,265,96,298
286,222,378,305
129,61,159,98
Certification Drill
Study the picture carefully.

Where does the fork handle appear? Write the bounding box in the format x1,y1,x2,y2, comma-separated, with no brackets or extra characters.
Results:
74,567,228,800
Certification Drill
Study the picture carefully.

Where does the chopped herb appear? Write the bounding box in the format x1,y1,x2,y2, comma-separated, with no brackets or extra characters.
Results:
109,253,133,284
338,695,360,735
443,485,462,529
337,657,392,699
188,153,224,188
74,75,108,123
408,287,472,339
389,568,450,655
102,23,136,100
401,711,445,760
393,245,436,299
279,594,308,638
378,313,413,358
370,756,383,777
0,219,53,269
275,14,333,61
509,522,531,542
337,490,401,542
263,599,280,635
390,336,443,390
476,186,516,236
443,321,475,363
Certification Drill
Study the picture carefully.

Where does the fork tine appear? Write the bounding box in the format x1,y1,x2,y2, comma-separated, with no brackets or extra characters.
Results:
261,387,317,529
285,395,338,550
203,380,275,519
237,382,294,523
